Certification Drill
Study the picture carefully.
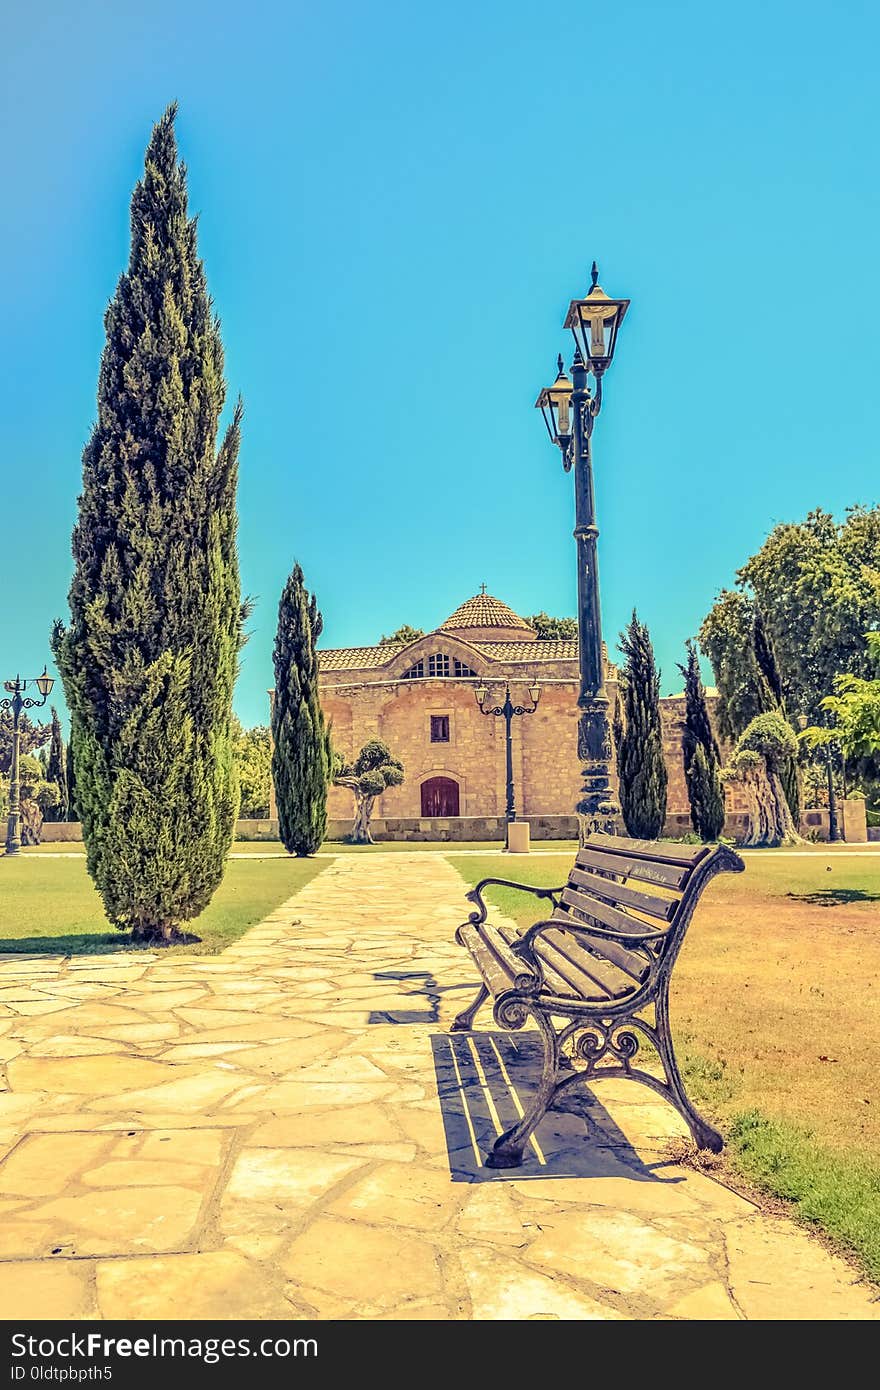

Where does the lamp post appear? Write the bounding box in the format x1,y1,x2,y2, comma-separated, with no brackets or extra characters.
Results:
2,668,55,857
536,262,629,839
797,712,841,843
475,679,541,840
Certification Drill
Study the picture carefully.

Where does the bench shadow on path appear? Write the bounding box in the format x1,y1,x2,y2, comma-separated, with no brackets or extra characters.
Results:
365,969,681,1186
431,1031,685,1186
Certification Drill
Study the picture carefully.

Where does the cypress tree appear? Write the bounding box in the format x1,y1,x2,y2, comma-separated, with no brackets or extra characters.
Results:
66,739,78,823
678,641,725,840
52,105,244,942
45,708,68,823
271,564,330,855
615,611,668,839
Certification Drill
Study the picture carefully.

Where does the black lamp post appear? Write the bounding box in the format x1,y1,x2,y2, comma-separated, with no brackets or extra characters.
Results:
475,679,541,838
2,668,54,857
536,262,629,840
798,711,841,842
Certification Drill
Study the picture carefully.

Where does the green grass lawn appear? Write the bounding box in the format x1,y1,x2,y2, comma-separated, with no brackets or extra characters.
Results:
0,855,328,955
448,848,880,1281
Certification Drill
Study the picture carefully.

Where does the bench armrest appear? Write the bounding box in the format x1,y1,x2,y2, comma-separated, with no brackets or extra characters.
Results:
464,878,566,926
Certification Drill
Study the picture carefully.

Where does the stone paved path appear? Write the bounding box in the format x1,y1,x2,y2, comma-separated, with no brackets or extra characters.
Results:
0,853,875,1320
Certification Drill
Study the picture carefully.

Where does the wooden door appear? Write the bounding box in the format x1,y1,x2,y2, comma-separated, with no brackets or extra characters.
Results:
421,776,460,817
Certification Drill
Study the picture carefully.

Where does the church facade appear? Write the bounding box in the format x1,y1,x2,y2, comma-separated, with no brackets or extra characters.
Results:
317,590,705,831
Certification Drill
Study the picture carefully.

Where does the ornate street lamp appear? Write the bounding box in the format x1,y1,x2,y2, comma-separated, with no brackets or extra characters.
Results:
535,261,629,839
475,680,541,841
2,667,55,857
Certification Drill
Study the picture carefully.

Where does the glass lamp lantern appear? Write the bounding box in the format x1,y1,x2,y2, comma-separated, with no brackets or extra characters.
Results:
534,355,574,445
564,262,629,373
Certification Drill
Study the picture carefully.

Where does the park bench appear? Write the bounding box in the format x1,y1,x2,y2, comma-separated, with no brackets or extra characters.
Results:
452,832,744,1167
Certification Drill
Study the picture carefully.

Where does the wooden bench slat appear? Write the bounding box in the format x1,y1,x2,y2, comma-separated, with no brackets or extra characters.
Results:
548,916,652,980
559,886,665,940
475,922,538,992
587,833,711,866
575,846,691,889
532,935,624,1001
495,923,580,999
540,927,645,997
458,923,517,1000
568,865,678,923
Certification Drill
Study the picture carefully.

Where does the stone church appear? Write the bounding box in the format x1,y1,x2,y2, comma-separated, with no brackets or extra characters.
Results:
317,590,704,836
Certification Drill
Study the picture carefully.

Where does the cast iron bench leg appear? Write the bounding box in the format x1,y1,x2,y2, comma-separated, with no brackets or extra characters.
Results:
654,983,723,1154
450,982,489,1032
486,1009,560,1168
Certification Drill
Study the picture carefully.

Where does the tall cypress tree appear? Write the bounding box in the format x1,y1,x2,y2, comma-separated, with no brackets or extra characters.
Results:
615,611,668,839
52,106,244,941
45,708,68,823
272,564,330,856
678,641,725,840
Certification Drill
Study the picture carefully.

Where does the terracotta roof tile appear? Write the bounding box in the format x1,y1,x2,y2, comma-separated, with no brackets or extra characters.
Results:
441,592,534,632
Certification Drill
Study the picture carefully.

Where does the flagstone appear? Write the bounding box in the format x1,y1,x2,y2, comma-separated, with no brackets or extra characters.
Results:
328,1160,462,1232
219,1035,347,1075
84,1071,244,1112
0,1132,115,1196
16,1185,205,1255
116,988,208,1012
225,1147,364,1209
7,999,75,1016
460,1245,624,1320
249,1105,402,1148
524,1208,713,1299
667,1281,741,1319
82,1158,210,1187
282,1218,444,1308
27,1036,126,1058
161,1042,253,1061
90,1021,180,1042
95,1250,291,1320
8,1055,185,1095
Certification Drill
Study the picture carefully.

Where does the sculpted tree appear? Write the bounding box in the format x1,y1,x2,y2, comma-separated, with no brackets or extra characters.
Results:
52,106,244,942
727,712,804,846
334,739,404,844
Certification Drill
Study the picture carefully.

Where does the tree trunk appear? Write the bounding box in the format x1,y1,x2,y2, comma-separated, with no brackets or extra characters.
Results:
349,793,375,845
20,801,44,847
737,761,804,847
130,920,198,946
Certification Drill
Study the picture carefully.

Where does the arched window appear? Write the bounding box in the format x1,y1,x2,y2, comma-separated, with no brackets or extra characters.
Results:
401,653,477,680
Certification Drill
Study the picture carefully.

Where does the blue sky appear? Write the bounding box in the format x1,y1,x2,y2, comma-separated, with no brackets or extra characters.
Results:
2,0,878,727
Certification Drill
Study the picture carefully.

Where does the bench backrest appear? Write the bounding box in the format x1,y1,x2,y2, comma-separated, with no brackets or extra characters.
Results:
558,833,744,970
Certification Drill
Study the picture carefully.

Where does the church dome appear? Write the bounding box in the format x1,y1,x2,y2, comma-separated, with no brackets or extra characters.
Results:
441,591,537,643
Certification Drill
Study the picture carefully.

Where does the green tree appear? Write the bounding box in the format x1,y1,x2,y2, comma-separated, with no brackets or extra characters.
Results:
44,708,68,823
0,712,50,775
727,712,803,847
52,105,244,942
1,754,60,846
802,632,880,761
698,591,773,740
66,738,78,822
527,613,579,640
232,719,272,818
615,612,667,839
678,641,725,840
738,507,880,720
334,739,404,844
271,564,330,855
379,625,424,645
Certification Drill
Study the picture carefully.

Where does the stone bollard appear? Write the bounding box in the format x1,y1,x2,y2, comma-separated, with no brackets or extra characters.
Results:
506,821,530,854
